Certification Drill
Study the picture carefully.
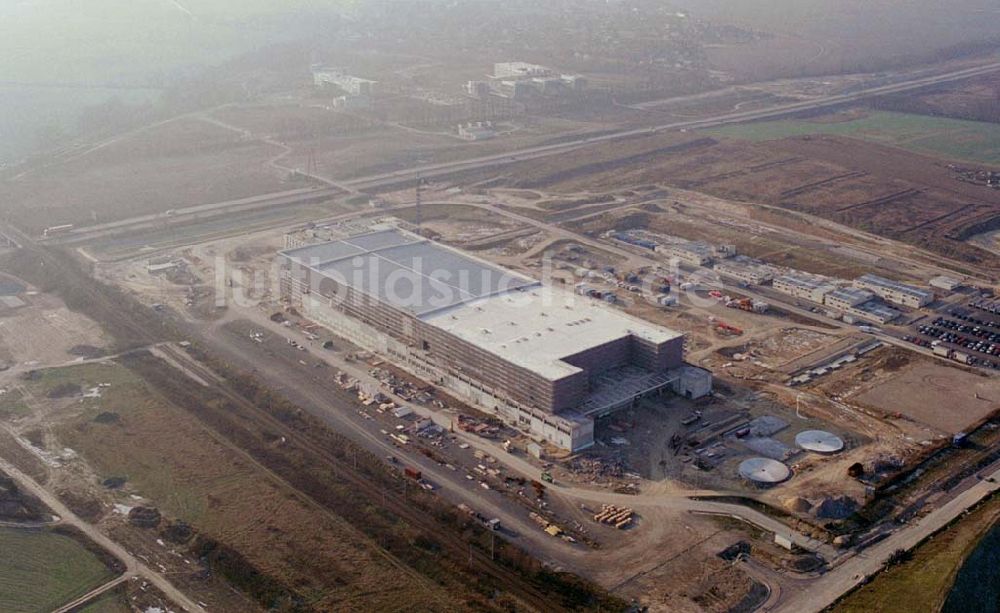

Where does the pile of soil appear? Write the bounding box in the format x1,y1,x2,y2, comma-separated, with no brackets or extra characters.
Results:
102,476,127,489
129,506,162,528
162,520,194,545
0,475,45,522
813,496,858,520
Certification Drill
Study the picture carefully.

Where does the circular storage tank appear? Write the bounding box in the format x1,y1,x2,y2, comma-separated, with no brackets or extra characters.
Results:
795,430,844,454
738,457,790,485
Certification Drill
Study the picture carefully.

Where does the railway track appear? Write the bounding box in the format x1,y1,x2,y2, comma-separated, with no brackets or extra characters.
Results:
132,347,569,613
2,233,590,611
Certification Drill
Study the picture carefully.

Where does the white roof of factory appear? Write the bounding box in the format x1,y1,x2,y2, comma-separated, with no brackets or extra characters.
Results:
421,285,683,381
929,275,963,290
826,286,874,304
776,272,835,290
856,274,933,300
284,228,684,380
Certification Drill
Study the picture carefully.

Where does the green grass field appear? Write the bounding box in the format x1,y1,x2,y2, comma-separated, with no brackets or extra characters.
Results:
76,588,130,613
0,528,116,613
706,111,1000,165
834,495,1000,613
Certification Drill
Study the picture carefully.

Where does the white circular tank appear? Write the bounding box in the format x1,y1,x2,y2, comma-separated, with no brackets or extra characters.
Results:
795,430,845,454
738,457,791,484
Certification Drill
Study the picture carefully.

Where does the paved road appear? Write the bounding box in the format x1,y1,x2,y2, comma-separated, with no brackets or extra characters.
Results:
343,61,1000,192
41,60,1000,247
770,464,1000,612
0,456,205,613
52,575,131,613
48,186,341,245
202,306,838,561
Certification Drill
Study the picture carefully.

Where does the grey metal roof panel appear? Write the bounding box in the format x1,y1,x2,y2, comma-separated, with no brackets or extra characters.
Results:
286,228,546,315
343,229,422,251
282,241,364,266
317,253,478,315
374,242,535,299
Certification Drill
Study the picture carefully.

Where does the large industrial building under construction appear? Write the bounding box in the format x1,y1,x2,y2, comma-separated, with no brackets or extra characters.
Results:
280,226,710,451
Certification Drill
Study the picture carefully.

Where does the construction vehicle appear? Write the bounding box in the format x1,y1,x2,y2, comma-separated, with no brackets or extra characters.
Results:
725,297,768,313
540,471,554,484
714,320,743,336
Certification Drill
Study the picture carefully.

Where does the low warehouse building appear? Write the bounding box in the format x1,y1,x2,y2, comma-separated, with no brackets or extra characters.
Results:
281,227,708,451
823,287,874,312
655,241,715,267
714,256,776,286
855,274,933,308
773,273,837,304
929,275,963,292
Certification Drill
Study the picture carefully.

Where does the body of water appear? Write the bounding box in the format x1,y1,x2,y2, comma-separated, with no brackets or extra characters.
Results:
942,520,1000,613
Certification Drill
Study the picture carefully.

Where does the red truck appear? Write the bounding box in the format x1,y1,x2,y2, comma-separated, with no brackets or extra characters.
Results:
404,467,422,480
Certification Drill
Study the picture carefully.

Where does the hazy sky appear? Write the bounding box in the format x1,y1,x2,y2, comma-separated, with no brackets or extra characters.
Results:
2,0,998,163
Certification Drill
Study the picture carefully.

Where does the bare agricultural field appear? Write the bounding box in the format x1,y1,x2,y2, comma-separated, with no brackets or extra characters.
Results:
694,0,1000,81
486,125,1000,268
210,104,379,140
0,292,108,368
42,360,460,611
852,361,1000,435
4,118,288,235
284,113,604,181
875,71,1000,125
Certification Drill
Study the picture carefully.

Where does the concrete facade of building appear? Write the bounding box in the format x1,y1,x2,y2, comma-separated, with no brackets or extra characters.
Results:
280,228,704,451
823,287,874,312
466,80,491,98
855,274,933,308
312,65,379,101
773,273,837,303
458,122,497,141
848,301,901,325
714,256,776,285
655,241,715,267
493,62,553,79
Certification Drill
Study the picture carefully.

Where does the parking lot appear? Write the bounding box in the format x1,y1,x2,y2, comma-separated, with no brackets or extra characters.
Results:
220,317,602,547
903,294,1000,371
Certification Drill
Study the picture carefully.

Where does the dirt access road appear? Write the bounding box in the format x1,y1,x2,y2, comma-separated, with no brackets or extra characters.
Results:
772,460,1000,613
39,59,1000,256
198,306,837,561
0,455,205,613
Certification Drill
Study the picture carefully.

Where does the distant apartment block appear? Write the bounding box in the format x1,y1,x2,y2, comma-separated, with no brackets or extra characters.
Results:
493,62,554,79
312,65,380,96
458,122,497,141
490,62,587,99
466,80,491,98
